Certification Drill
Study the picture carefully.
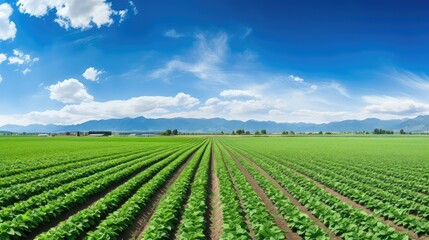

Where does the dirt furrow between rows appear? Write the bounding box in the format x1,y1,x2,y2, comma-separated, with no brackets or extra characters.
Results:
208,144,223,240
219,147,257,240
281,162,426,240
239,151,342,240
226,149,302,240
126,149,199,240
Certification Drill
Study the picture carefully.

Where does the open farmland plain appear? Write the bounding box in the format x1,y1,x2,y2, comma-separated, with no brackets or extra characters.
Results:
0,136,428,240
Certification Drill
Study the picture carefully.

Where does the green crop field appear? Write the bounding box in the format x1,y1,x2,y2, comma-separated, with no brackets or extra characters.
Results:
0,136,428,240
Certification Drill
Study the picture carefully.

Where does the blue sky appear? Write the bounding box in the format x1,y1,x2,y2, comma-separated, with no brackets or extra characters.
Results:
1,0,429,125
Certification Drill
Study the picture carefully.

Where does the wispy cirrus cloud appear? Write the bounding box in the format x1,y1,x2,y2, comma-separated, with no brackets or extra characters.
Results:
151,32,229,84
164,29,184,38
390,69,429,91
288,74,304,82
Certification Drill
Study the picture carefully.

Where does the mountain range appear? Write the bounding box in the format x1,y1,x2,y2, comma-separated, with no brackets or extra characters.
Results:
1,115,429,133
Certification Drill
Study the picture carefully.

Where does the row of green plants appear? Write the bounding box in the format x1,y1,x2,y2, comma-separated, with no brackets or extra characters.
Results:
223,144,330,239
317,157,429,203
0,142,189,222
301,156,429,218
218,143,285,239
278,155,429,235
212,143,250,239
0,142,200,239
0,148,144,188
329,158,429,195
176,140,212,239
232,146,409,239
0,146,172,207
35,142,202,240
140,142,209,239
0,145,141,178
85,141,208,239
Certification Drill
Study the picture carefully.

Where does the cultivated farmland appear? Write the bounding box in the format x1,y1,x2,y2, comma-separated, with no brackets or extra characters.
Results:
0,136,428,239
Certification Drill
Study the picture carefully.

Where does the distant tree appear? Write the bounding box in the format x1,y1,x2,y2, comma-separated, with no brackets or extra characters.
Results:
220,131,224,135
319,131,323,135
172,129,178,135
261,129,267,134
400,129,405,134
254,130,260,135
245,131,251,135
373,128,394,134
166,129,172,135
290,131,295,135
232,130,236,135
282,131,289,135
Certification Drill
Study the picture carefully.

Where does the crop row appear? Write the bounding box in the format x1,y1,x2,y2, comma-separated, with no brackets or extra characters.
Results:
299,156,429,217
228,144,409,239
176,140,212,239
0,142,191,222
315,156,429,198
0,141,203,239
0,145,144,178
224,144,330,239
35,141,203,240
271,153,429,235
218,143,284,239
212,143,250,239
0,142,187,208
85,141,208,239
141,141,209,239
0,148,146,188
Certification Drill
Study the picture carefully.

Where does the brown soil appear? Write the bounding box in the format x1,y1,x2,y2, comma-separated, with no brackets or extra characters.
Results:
284,164,428,240
219,147,257,240
208,144,224,240
239,152,341,240
123,149,199,240
226,149,301,240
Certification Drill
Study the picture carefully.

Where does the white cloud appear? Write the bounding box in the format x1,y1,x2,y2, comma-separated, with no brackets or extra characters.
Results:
0,93,199,125
0,3,16,41
219,89,260,98
290,109,359,123
117,9,127,23
48,78,94,103
151,32,228,84
8,56,24,64
363,95,429,116
0,53,6,64
16,0,125,30
390,69,429,91
164,29,184,38
205,97,220,105
22,68,31,75
309,84,318,92
289,74,304,82
8,49,38,65
325,82,350,98
0,74,2,84
82,67,103,81
242,27,252,39
129,1,138,15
